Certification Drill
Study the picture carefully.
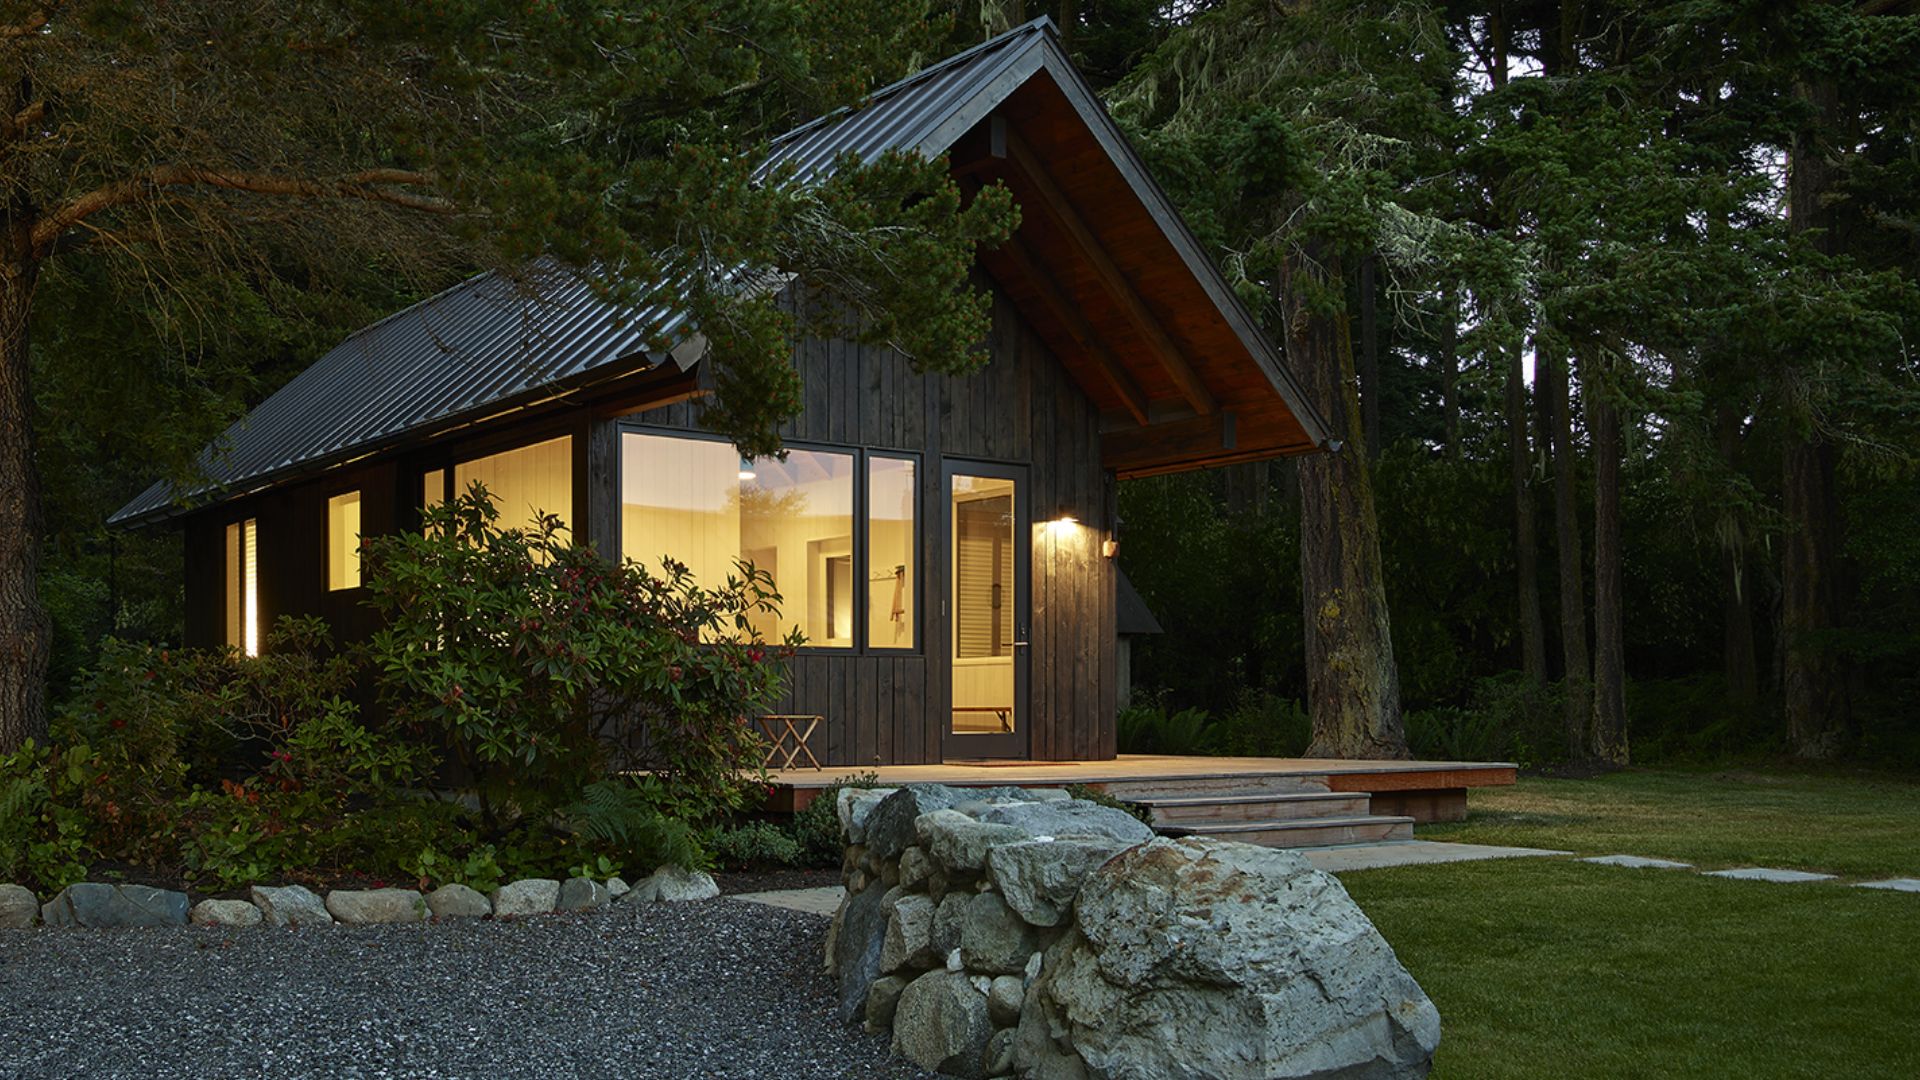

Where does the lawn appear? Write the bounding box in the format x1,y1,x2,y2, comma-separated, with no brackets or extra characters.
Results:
1421,767,1920,878
1341,767,1920,1078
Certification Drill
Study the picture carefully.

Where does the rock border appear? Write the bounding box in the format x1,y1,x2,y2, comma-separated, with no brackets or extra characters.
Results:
0,865,717,931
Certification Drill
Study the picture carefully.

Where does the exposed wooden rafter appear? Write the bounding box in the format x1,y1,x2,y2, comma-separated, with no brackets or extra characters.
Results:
989,233,1152,426
1000,125,1218,417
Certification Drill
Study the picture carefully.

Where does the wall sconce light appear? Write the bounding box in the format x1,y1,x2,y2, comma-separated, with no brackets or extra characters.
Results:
737,457,757,482
1102,538,1119,559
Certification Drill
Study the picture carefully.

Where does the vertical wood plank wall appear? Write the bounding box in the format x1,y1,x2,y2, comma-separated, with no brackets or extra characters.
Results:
179,286,1118,767
623,287,1117,765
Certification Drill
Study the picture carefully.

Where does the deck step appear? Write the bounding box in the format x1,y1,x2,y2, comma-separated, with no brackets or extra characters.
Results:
1133,791,1374,826
1098,774,1331,800
1156,814,1417,849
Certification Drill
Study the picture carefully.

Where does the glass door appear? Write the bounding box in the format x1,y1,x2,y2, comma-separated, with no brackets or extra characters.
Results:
943,460,1029,759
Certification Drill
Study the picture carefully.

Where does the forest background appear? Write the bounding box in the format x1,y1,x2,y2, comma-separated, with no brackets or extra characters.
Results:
32,0,1920,771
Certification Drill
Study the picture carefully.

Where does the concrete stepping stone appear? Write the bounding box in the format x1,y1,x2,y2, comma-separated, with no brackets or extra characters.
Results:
1582,854,1693,870
1854,878,1920,893
1703,867,1836,883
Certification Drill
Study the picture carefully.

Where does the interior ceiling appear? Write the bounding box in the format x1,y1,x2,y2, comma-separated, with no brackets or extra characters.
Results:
951,75,1321,478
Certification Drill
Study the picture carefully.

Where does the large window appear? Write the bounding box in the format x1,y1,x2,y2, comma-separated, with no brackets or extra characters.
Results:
868,456,916,650
622,432,895,649
224,518,259,657
326,491,361,590
423,436,573,533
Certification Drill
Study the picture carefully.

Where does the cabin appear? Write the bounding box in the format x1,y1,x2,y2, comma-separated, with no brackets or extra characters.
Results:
110,19,1332,770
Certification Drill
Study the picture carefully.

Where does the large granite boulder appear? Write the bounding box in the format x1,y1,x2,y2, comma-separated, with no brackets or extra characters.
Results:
987,837,1131,927
971,800,1154,845
958,891,1036,975
893,970,995,1079
838,786,901,844
831,882,893,1022
1015,838,1440,1080
251,884,333,928
880,892,940,972
863,784,1032,859
916,810,1031,874
43,883,189,928
326,888,427,925
0,883,37,928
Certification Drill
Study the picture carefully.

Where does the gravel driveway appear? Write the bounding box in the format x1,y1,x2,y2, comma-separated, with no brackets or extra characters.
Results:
0,898,935,1079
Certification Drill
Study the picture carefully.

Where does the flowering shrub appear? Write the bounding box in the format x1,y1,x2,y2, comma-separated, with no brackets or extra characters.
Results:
46,618,448,888
4,486,795,891
363,484,793,865
0,739,95,889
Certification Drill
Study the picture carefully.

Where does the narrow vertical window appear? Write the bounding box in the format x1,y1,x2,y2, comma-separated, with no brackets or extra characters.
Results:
868,456,916,649
327,491,362,591
225,518,259,657
423,469,445,510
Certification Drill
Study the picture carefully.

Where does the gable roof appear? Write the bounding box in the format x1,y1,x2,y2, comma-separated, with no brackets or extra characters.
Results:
112,17,1326,527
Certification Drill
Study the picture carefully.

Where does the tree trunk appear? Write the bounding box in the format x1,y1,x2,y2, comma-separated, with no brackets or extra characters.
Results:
1541,337,1590,760
1585,355,1627,765
1505,340,1548,684
0,248,46,755
1722,542,1759,708
1358,254,1381,461
1713,407,1759,708
1283,248,1407,760
1781,71,1850,759
1440,297,1461,459
1782,439,1848,757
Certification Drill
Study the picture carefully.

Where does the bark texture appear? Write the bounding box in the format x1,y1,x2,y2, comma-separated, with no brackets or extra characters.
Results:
1781,72,1851,759
1284,250,1408,760
1782,439,1848,757
1541,339,1590,760
1585,361,1627,765
0,247,45,754
1505,341,1547,684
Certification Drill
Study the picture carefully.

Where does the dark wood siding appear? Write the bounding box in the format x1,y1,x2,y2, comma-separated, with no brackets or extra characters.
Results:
624,285,1116,765
177,285,1117,766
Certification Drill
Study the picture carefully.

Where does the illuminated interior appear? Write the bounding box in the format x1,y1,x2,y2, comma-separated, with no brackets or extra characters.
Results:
620,432,857,646
868,457,916,650
224,518,259,657
951,474,1017,735
326,491,361,590
452,435,573,533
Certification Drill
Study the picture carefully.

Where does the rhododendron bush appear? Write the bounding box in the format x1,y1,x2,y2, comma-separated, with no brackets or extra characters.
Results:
0,484,791,891
363,485,792,844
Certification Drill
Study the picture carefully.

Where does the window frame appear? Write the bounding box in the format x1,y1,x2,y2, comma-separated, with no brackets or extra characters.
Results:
323,487,364,593
615,421,922,657
224,516,260,657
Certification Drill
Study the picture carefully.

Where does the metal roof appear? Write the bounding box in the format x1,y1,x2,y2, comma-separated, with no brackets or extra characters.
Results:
113,16,1325,527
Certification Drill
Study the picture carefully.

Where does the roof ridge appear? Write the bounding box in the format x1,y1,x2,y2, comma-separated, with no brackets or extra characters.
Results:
766,16,1055,154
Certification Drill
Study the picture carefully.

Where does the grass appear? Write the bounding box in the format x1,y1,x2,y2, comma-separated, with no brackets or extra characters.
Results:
1346,859,1920,1079
1339,766,1920,1077
1419,767,1920,878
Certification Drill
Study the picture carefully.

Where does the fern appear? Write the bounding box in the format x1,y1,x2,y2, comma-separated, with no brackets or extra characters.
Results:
565,779,706,872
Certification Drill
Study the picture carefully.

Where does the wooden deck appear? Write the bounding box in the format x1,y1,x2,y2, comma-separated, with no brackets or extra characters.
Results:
768,754,1517,822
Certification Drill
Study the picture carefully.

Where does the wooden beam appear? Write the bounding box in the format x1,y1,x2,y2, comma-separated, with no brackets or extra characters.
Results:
991,234,1152,426
1101,412,1237,475
1002,126,1217,416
